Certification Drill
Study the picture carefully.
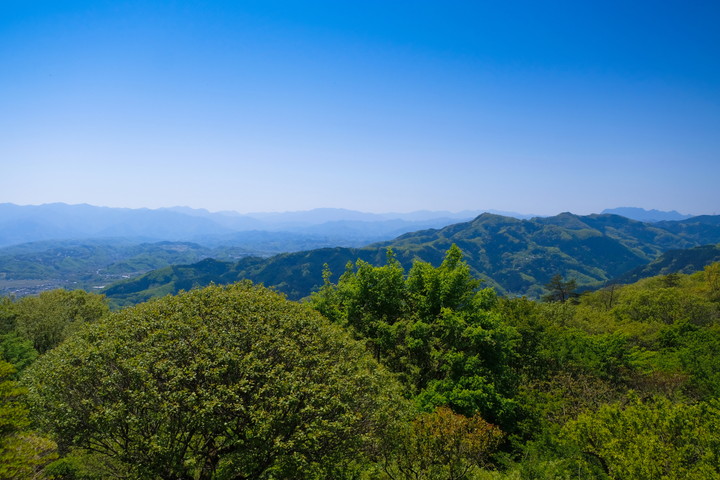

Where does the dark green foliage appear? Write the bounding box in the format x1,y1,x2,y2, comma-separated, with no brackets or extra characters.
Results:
0,333,38,375
0,297,15,334
541,274,578,303
614,243,720,286
24,283,407,479
310,245,520,428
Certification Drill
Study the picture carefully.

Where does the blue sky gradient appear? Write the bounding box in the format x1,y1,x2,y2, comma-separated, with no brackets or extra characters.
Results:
2,1,719,215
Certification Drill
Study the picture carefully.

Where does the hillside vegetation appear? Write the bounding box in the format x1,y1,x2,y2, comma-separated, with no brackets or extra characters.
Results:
1,249,719,478
103,212,720,306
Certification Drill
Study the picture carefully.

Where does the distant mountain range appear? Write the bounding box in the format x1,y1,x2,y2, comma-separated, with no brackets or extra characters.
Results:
2,203,697,247
0,203,533,297
0,203,527,248
3,203,716,303
601,207,694,222
102,212,720,306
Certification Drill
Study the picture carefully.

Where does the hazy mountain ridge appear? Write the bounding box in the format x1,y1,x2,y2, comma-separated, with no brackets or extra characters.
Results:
0,203,507,297
0,203,504,247
601,207,694,222
4,204,715,302
102,212,720,305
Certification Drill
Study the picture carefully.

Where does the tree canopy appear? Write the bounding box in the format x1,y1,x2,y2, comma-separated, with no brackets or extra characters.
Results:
24,283,406,479
311,245,519,428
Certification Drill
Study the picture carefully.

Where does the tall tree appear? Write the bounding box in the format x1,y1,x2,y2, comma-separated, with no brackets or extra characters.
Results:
542,274,578,303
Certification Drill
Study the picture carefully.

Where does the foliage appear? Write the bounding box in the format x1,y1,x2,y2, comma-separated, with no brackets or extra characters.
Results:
541,274,577,303
24,283,407,479
0,361,57,479
102,214,720,305
379,407,503,480
498,267,720,466
0,333,38,375
14,249,720,478
12,289,109,354
705,261,720,300
563,397,720,479
0,296,16,334
311,246,520,428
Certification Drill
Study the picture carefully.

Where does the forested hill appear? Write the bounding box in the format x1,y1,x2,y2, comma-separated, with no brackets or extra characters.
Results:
612,243,720,285
103,212,720,306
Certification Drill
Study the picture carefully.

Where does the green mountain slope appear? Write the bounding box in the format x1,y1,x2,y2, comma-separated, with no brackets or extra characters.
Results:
103,213,720,305
612,243,720,284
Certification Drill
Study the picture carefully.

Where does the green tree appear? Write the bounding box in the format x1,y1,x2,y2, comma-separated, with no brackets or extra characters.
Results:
542,274,578,303
13,289,109,354
310,246,520,428
25,283,406,480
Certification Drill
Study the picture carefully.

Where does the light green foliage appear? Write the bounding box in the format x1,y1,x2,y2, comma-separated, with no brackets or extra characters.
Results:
612,286,714,326
310,245,519,428
499,266,720,473
563,397,720,479
24,283,407,479
13,289,109,353
704,262,720,300
379,406,503,480
0,361,57,479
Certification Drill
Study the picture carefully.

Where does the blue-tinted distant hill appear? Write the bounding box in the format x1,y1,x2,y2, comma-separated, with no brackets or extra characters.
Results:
601,207,694,222
0,203,234,246
0,203,498,248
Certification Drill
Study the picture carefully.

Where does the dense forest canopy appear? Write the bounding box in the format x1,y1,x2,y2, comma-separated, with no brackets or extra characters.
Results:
0,245,719,478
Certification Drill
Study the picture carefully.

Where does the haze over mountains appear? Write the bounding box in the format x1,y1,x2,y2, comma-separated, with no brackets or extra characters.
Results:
1,203,715,302
0,203,697,248
102,211,720,306
600,207,694,222
0,203,514,248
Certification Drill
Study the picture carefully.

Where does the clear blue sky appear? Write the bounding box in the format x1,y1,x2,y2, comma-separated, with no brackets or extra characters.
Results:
2,1,719,215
